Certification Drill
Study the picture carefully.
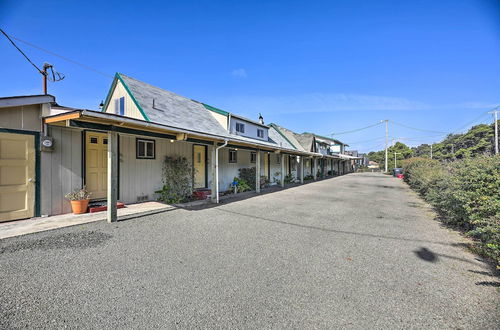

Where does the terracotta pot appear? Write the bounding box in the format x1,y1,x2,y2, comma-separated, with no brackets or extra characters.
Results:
70,199,90,214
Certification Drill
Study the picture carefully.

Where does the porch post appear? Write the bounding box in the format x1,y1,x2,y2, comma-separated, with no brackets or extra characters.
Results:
211,141,217,203
107,130,118,223
255,150,261,193
299,156,304,183
280,153,285,188
313,157,317,180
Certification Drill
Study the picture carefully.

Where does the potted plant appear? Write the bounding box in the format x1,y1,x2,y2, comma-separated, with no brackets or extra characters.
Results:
65,187,91,214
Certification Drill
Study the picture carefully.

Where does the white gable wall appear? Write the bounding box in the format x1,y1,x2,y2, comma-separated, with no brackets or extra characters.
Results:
104,80,145,120
209,111,228,130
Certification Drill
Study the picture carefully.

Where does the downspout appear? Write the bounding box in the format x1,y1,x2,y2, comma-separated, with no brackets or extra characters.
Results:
215,139,228,203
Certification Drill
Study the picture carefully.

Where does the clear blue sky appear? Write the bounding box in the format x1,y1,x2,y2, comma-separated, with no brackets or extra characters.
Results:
1,0,500,152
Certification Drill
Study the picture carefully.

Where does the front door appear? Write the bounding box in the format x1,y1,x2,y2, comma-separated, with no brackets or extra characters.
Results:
193,145,206,188
0,132,35,222
85,132,108,200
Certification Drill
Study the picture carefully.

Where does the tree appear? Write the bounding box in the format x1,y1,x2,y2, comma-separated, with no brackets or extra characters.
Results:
368,141,413,169
367,121,498,164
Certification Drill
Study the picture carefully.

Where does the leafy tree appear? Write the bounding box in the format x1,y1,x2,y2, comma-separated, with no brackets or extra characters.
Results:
368,121,499,165
368,142,413,169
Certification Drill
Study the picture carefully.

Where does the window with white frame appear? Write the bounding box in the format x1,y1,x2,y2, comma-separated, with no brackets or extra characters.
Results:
115,97,125,116
257,129,264,138
235,122,245,133
229,149,237,163
250,152,256,163
136,138,155,159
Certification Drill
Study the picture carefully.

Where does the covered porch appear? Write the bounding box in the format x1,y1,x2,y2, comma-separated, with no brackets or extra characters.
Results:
42,110,318,222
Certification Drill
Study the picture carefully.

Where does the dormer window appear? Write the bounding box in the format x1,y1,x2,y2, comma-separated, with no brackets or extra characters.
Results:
257,129,264,138
235,122,245,133
115,97,125,115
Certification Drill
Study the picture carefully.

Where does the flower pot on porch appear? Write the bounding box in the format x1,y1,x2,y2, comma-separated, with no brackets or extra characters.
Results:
70,199,90,214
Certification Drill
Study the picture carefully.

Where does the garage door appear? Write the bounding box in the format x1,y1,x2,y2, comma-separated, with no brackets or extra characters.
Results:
0,132,35,222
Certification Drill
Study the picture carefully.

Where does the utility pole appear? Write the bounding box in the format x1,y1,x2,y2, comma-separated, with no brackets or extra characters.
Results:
489,109,499,155
394,152,402,169
430,144,433,159
384,120,389,173
42,63,51,95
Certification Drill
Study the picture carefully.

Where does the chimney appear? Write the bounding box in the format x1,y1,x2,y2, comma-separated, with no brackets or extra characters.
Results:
258,113,264,125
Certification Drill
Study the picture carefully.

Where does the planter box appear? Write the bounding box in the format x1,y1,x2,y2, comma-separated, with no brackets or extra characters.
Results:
89,202,126,213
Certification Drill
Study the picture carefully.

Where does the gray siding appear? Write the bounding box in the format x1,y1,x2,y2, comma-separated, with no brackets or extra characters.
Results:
41,126,82,216
0,104,42,132
119,134,205,204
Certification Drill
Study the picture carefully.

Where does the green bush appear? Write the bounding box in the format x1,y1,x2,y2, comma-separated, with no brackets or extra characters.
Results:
304,174,314,181
284,174,294,184
403,156,500,264
238,167,256,189
231,177,251,193
155,156,193,203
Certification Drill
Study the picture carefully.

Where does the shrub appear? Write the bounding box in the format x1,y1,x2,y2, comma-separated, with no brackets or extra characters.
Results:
230,177,251,193
65,186,91,201
403,156,500,264
155,156,193,203
238,167,256,189
284,174,294,184
304,174,314,181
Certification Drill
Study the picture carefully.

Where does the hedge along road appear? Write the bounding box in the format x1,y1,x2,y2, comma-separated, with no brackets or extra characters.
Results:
1,173,499,329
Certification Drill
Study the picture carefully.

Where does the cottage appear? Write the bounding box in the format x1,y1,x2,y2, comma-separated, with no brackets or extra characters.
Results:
0,73,356,223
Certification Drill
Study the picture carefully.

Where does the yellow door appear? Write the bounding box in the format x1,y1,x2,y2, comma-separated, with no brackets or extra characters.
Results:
86,132,108,200
193,145,206,188
0,132,35,222
264,152,269,179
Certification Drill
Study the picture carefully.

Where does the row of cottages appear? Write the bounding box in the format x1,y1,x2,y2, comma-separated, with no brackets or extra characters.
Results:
0,73,358,222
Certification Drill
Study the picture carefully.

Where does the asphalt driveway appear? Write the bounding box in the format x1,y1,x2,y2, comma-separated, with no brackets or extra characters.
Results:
1,173,499,329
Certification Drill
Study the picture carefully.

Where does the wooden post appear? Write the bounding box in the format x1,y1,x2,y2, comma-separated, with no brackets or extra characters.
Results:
255,150,261,193
280,153,285,188
313,158,317,180
211,142,217,202
299,156,304,183
107,130,118,223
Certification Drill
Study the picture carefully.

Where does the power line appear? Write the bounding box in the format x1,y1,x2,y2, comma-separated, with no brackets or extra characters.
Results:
347,136,386,145
389,120,447,134
449,110,491,134
0,28,43,74
331,121,383,136
8,33,113,79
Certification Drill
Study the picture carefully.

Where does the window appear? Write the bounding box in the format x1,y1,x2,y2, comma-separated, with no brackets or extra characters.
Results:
250,152,256,163
229,149,237,163
115,97,125,115
90,137,98,144
257,129,264,138
136,138,155,159
235,122,245,133
276,154,281,164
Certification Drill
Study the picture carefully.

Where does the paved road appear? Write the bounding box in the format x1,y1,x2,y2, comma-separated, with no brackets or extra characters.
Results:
1,173,499,329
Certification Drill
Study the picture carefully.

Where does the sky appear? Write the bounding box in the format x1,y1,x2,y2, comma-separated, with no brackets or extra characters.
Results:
1,0,500,153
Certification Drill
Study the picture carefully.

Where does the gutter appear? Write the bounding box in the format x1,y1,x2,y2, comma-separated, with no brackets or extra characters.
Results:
215,139,228,203
44,109,320,157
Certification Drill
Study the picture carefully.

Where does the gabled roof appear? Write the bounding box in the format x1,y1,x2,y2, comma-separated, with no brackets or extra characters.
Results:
269,123,306,152
294,133,317,152
104,73,228,136
305,133,347,147
268,126,296,150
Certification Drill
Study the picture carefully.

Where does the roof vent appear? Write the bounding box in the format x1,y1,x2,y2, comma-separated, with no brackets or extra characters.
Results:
258,113,264,125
